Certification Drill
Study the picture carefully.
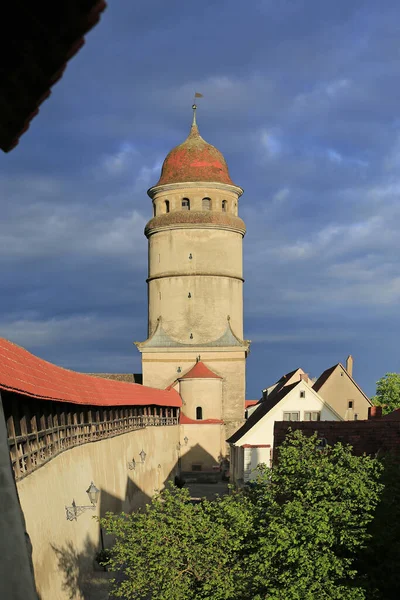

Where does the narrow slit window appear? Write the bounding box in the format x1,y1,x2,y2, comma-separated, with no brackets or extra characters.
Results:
182,198,190,210
153,202,156,216
165,200,170,213
196,406,203,420
202,197,211,210
222,200,228,212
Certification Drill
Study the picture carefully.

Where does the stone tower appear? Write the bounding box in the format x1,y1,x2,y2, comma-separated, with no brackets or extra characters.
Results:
136,106,249,446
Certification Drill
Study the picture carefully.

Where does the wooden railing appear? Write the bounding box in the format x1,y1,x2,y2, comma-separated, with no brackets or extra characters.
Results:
4,396,179,481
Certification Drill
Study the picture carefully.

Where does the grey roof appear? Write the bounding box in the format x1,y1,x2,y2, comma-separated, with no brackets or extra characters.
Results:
136,317,249,349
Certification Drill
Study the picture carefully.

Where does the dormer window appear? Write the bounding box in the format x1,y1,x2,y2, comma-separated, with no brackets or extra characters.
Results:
222,200,227,212
165,200,170,213
202,197,211,210
182,198,190,210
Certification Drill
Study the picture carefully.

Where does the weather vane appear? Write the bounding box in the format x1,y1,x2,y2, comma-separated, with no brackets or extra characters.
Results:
192,92,203,124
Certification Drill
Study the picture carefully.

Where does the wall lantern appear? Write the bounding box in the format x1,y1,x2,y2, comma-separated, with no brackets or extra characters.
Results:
184,436,189,446
139,449,147,463
128,458,136,471
65,481,100,521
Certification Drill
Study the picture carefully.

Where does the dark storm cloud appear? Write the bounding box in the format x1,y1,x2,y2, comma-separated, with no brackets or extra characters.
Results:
1,0,400,396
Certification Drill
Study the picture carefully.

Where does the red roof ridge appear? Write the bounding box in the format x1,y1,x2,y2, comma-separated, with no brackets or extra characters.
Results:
245,400,259,407
0,338,181,408
180,413,223,425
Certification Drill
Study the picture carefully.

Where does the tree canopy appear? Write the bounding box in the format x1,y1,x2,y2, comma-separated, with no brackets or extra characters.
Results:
372,372,400,415
99,431,383,600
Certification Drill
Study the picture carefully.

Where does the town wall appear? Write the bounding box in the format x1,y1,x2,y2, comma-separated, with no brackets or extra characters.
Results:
17,424,180,600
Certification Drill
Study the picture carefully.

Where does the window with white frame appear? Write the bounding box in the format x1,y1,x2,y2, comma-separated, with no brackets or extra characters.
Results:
304,411,321,421
283,412,300,421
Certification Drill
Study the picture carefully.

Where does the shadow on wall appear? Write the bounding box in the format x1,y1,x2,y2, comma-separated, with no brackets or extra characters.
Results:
178,443,222,481
51,535,101,600
51,477,153,600
51,445,222,599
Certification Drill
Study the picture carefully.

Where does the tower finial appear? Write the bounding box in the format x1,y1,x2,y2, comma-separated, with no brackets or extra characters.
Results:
192,103,197,128
191,93,203,129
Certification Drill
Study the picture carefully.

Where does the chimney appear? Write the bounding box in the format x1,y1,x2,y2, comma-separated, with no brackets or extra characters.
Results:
300,373,309,383
368,406,382,420
346,355,353,378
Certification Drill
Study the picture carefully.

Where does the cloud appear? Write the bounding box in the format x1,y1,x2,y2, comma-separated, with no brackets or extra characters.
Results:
2,0,400,400
99,142,140,176
260,130,282,157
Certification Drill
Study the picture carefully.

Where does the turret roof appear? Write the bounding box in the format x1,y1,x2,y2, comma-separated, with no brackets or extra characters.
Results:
179,361,222,380
153,107,237,187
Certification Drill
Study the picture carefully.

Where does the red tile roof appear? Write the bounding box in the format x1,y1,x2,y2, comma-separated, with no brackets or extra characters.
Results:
0,1,107,152
180,413,223,425
153,122,238,187
179,361,222,380
245,400,259,408
0,338,181,407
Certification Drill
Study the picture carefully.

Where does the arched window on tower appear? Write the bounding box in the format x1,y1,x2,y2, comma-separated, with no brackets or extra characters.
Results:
196,406,203,420
202,197,211,210
165,200,170,213
222,200,228,212
182,198,190,210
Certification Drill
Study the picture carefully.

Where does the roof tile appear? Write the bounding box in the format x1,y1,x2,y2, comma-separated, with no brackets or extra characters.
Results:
0,338,181,407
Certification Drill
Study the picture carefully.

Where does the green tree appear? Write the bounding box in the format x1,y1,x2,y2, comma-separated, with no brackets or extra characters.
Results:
98,431,383,600
98,484,253,600
244,431,383,600
358,455,400,599
372,372,400,415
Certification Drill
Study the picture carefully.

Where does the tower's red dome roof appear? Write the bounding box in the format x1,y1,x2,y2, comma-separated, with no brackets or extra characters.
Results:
154,113,237,187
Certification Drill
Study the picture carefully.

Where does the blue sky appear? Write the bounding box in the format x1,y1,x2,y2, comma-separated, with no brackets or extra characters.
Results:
1,0,399,398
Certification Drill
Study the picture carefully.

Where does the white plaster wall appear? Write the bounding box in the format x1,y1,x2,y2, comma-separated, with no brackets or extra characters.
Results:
234,383,341,457
244,446,271,482
316,365,371,420
179,423,224,470
148,275,243,343
141,350,246,432
179,378,222,420
17,425,180,600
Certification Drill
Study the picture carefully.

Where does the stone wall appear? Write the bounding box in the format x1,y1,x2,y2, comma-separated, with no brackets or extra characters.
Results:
17,424,180,600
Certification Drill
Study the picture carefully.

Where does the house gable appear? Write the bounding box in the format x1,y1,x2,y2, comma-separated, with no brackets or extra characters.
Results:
229,380,341,448
313,363,372,420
